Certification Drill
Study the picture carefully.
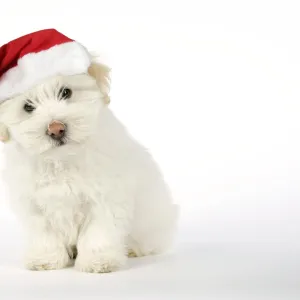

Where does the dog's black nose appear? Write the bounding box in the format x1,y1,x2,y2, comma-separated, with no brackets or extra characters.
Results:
47,120,66,140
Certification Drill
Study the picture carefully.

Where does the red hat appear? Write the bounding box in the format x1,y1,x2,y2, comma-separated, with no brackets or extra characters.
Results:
0,28,91,102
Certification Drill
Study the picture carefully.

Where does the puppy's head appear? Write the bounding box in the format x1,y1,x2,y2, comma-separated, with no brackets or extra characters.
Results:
0,61,110,155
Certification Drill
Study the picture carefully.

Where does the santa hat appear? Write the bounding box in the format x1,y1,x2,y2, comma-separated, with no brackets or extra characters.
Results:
0,28,91,102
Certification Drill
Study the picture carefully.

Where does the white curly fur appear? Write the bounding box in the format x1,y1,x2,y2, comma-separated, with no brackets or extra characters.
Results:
0,63,179,273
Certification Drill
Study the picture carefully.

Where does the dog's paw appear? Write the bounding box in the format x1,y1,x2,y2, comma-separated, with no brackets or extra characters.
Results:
75,250,127,273
127,249,138,257
24,246,70,271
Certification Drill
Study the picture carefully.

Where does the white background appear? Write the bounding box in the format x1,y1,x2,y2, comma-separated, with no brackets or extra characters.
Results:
0,1,299,299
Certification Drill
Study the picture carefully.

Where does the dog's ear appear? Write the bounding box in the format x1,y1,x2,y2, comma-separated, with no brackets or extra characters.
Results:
0,122,9,143
88,60,111,105
0,102,10,143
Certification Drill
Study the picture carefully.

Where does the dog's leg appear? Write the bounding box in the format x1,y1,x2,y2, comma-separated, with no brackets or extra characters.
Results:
23,215,70,271
75,194,132,273
128,185,179,258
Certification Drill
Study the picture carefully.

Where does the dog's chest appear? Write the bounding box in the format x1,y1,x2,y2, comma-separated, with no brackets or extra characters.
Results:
32,162,94,238
33,162,95,208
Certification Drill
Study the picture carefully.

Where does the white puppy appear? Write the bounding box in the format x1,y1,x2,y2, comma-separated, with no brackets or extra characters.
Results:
0,60,179,273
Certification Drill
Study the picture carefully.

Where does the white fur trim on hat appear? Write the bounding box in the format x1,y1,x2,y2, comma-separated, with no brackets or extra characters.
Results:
0,41,91,102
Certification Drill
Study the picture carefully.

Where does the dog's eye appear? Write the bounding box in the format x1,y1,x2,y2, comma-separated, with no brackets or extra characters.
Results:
59,87,72,100
24,102,35,113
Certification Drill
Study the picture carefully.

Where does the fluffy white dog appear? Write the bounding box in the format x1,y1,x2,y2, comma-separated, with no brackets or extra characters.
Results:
0,54,178,273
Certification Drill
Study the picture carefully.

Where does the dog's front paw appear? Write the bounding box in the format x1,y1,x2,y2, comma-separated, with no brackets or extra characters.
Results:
75,249,127,273
24,245,70,271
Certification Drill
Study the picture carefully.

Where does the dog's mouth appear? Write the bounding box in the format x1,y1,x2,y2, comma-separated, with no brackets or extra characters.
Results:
47,131,85,150
52,137,67,147
57,140,65,146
